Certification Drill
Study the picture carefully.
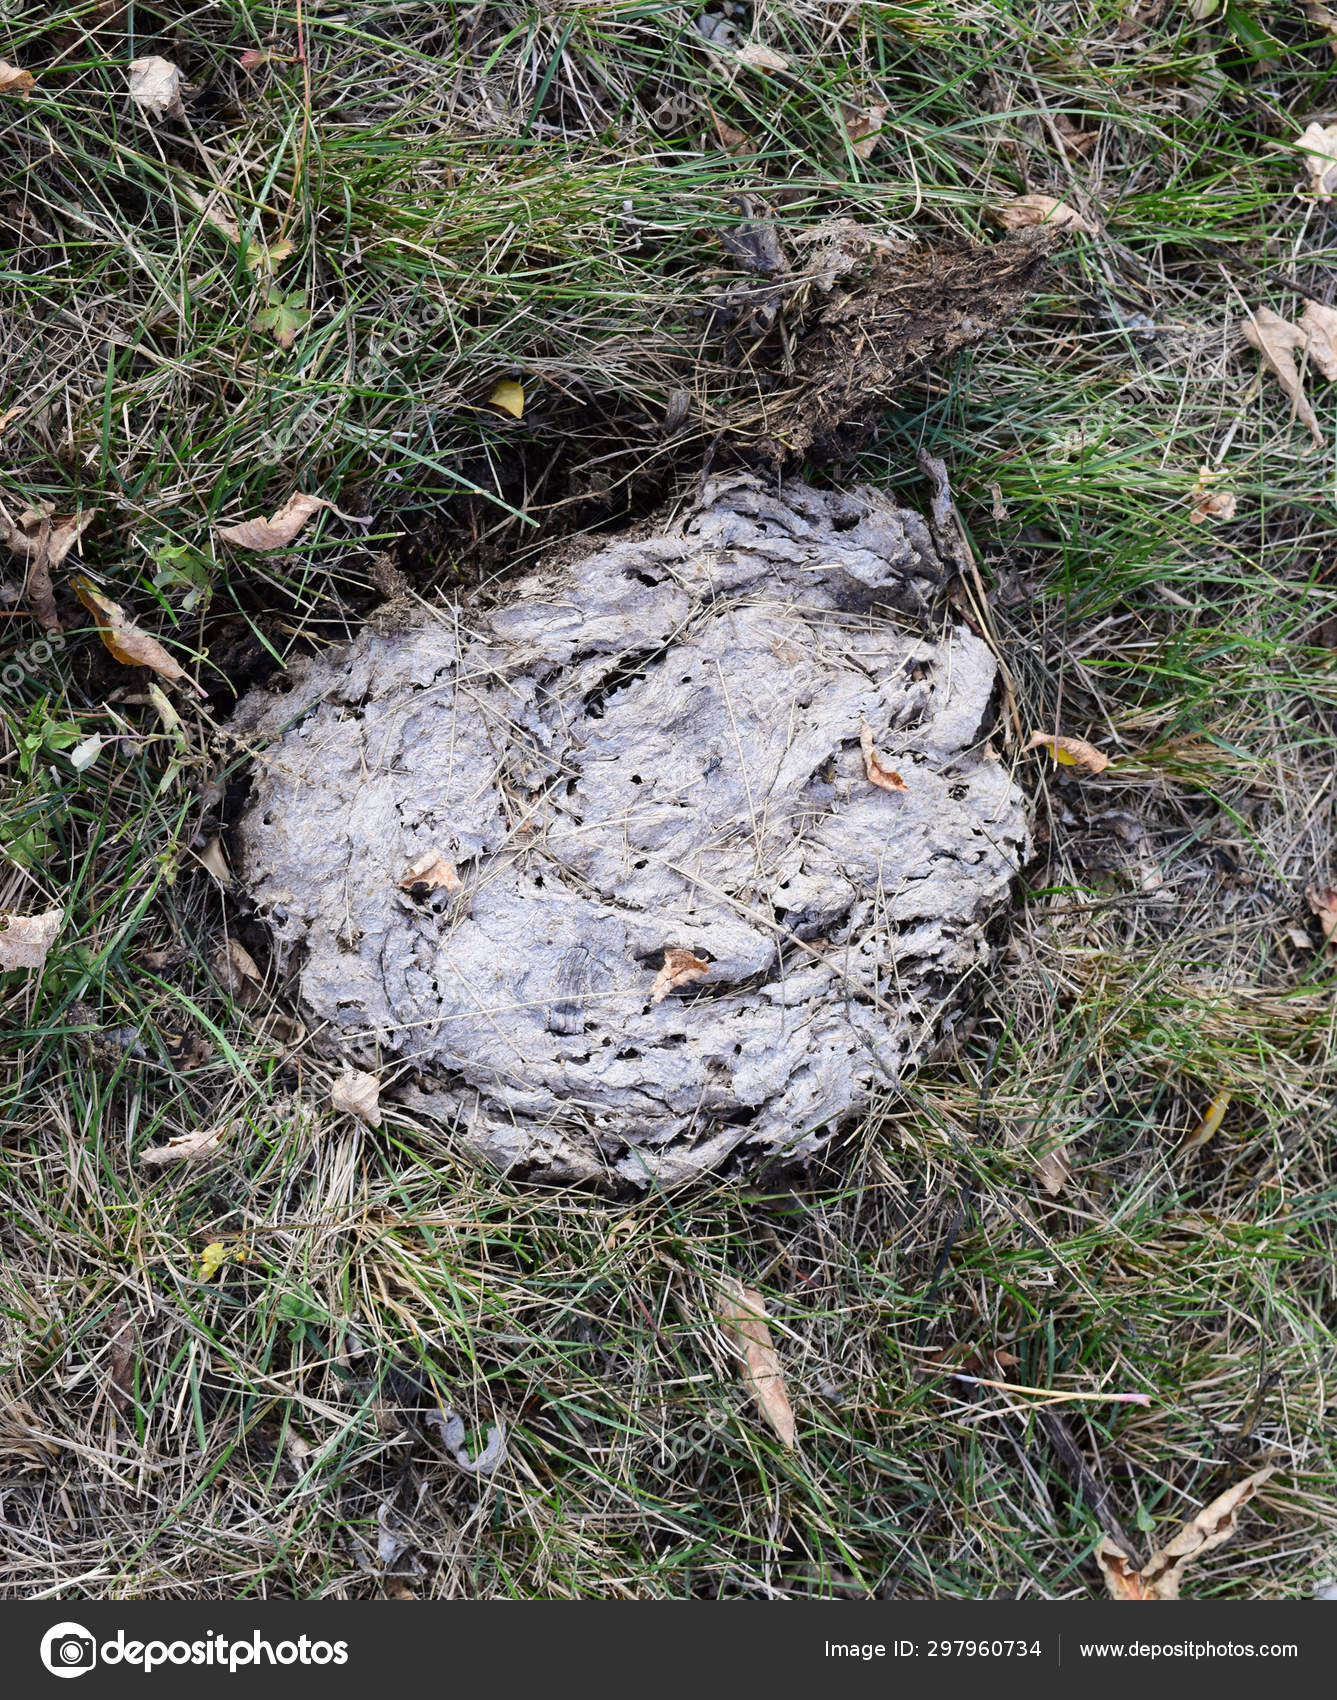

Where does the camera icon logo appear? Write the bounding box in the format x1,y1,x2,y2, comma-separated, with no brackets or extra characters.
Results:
40,1623,97,1679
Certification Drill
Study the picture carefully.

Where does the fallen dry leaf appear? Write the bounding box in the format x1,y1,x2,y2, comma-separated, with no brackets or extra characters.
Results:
716,1276,798,1449
1307,883,1337,948
105,1300,136,1416
736,41,790,73
1026,730,1110,774
1099,1468,1274,1601
217,492,357,551
0,60,35,98
398,850,461,892
1182,1088,1231,1154
1114,0,1170,39
1053,112,1098,159
1097,1541,1155,1600
1298,299,1337,381
0,907,62,973
128,56,185,122
332,1068,382,1127
1243,305,1324,447
487,378,525,419
215,939,263,1004
709,109,751,154
74,577,204,694
0,500,98,633
1037,1145,1072,1196
1297,120,1337,200
164,1025,214,1068
1188,465,1237,524
991,194,1096,235
859,722,909,793
140,1126,226,1165
841,101,890,161
649,947,709,1005
197,836,232,889
1305,0,1337,56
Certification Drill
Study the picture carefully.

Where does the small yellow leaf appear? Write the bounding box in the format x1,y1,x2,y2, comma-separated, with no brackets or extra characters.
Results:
488,379,525,419
246,235,294,275
1025,730,1110,774
198,1242,230,1281
1182,1089,1231,1153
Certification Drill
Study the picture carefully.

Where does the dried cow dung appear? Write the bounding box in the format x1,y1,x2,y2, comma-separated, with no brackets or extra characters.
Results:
233,476,1030,1186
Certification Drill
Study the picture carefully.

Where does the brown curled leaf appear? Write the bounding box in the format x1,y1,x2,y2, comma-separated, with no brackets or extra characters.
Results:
105,1299,136,1415
649,947,709,1005
128,55,185,121
841,101,890,161
1307,883,1337,949
397,850,462,892
1296,120,1337,201
0,907,62,973
0,60,36,97
991,194,1096,235
859,721,909,793
1298,298,1337,381
1242,307,1324,448
715,1276,798,1449
331,1068,382,1127
1101,1468,1274,1601
139,1126,227,1165
1188,465,1237,524
0,500,98,633
216,492,366,551
74,577,205,694
215,938,263,1004
1025,730,1110,773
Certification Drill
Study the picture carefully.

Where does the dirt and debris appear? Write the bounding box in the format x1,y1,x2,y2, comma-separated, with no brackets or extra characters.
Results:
709,223,1062,466
383,222,1060,586
234,475,1030,1189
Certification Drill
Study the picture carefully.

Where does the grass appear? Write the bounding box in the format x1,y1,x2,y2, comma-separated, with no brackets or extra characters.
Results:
2,0,1336,1600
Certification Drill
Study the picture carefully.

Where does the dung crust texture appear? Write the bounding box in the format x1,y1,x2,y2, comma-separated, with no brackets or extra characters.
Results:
235,477,1030,1186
